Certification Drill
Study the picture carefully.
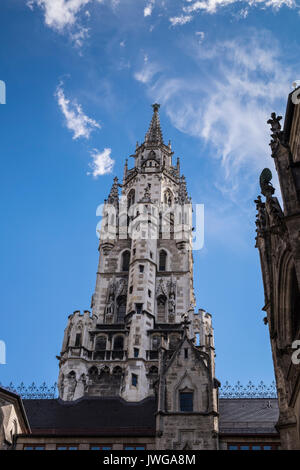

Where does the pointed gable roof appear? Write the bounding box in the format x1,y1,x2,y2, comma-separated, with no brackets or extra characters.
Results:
161,329,210,376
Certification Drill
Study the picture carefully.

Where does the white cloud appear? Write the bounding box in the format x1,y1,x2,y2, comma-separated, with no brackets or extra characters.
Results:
238,8,249,18
169,15,193,26
88,148,115,177
70,26,89,47
134,61,160,84
55,83,100,139
134,34,293,200
183,0,295,15
144,0,155,17
28,0,92,31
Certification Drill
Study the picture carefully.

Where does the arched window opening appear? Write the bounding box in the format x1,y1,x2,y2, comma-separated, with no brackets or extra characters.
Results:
159,250,167,271
122,250,130,271
88,367,98,380
116,296,127,323
95,336,106,351
113,335,124,360
290,266,300,339
127,189,135,209
114,335,124,350
157,295,167,323
113,366,123,375
75,333,81,347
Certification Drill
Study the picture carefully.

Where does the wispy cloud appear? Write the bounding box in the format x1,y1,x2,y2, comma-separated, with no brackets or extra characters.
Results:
133,33,294,200
169,15,193,26
88,148,115,177
134,60,161,84
55,83,100,139
183,0,295,15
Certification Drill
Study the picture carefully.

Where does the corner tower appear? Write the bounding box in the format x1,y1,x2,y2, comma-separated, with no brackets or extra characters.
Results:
57,105,218,431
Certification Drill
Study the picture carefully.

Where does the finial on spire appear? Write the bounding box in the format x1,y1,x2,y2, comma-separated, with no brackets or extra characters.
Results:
145,103,163,145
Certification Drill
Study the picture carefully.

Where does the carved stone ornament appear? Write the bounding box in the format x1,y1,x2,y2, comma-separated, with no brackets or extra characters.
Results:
155,278,168,297
267,112,283,157
259,168,275,198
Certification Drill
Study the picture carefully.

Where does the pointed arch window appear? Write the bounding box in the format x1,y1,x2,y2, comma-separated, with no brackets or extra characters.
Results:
75,333,81,347
157,295,167,323
116,296,127,323
159,250,167,271
127,189,135,209
122,251,130,272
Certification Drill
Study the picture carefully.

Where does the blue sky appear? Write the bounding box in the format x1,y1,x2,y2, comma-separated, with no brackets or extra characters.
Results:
1,0,300,389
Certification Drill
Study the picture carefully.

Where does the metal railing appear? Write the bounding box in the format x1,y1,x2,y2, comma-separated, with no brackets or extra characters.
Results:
0,380,277,400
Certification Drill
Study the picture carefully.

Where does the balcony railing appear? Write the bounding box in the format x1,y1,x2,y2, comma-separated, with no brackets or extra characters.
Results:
63,347,127,361
93,350,127,361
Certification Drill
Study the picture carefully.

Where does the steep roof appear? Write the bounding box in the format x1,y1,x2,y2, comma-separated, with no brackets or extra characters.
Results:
219,398,279,435
21,396,279,437
22,396,156,436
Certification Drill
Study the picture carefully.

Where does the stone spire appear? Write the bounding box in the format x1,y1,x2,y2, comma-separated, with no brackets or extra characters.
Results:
107,177,119,206
145,103,163,145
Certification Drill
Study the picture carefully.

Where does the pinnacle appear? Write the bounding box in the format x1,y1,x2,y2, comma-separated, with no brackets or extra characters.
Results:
145,103,163,145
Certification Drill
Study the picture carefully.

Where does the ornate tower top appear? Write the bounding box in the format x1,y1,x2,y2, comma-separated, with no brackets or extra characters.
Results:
58,104,216,411
145,103,163,145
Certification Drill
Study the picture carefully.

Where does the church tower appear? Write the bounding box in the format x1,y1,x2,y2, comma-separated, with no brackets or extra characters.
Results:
57,105,219,448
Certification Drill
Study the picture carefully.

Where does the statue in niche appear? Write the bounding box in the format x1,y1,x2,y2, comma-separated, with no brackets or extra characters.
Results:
116,278,127,297
168,293,176,315
105,278,116,318
167,277,176,315
106,296,115,316
67,372,77,400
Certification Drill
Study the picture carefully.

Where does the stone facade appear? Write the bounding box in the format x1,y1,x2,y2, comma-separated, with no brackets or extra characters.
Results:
56,104,219,449
255,89,300,450
0,387,30,450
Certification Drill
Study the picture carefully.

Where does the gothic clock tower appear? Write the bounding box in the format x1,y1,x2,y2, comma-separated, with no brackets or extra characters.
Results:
57,105,219,449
